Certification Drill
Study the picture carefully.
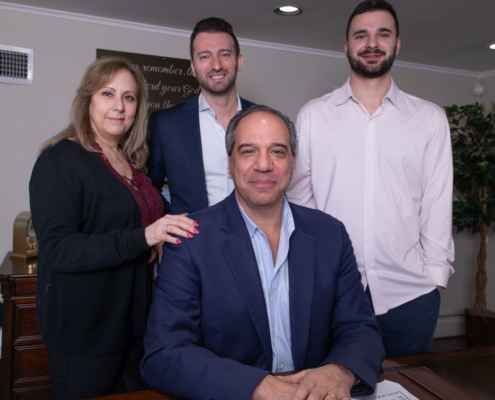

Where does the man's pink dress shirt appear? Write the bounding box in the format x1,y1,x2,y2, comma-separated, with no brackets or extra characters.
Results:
287,79,454,315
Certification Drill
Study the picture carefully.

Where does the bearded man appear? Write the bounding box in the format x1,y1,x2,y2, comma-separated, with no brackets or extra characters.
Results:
287,0,455,358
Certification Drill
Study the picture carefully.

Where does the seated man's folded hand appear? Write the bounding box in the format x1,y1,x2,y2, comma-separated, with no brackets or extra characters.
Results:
252,374,298,400
277,364,356,400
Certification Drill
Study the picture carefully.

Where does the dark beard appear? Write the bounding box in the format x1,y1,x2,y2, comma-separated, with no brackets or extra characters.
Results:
348,48,396,79
200,73,237,96
195,63,238,97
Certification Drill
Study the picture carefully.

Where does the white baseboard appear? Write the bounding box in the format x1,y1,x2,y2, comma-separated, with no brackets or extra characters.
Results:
434,314,465,338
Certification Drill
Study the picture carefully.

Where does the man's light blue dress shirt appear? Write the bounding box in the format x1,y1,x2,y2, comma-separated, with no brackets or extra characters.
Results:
237,198,295,373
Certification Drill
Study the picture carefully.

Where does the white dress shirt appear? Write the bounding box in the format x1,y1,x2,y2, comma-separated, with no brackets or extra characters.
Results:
287,79,455,315
198,93,241,206
237,197,295,373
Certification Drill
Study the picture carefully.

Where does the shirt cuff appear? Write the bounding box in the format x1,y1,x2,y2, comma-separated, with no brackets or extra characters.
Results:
426,264,453,288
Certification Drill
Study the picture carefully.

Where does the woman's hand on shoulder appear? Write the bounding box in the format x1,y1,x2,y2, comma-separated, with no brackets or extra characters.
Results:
145,214,199,247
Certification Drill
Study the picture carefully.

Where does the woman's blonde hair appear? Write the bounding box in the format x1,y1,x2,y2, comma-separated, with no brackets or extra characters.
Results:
40,57,149,170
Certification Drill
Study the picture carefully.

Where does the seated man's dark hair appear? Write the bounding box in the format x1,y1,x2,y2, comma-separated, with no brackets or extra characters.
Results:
225,105,297,156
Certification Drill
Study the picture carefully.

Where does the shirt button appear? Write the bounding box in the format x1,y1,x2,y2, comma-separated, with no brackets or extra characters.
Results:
270,290,273,295
280,364,284,370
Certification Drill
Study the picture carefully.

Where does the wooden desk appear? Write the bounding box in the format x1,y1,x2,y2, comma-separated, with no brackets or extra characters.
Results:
382,346,495,399
89,391,179,400
0,252,51,399
87,367,475,400
84,372,458,400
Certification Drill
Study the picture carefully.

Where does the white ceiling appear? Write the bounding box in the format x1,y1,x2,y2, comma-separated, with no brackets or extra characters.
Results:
3,0,495,74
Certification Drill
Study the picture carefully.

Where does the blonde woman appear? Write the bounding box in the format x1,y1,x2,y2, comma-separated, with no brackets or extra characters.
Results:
29,57,198,399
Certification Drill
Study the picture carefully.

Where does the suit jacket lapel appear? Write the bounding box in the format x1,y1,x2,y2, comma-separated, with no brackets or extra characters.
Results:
221,193,273,368
240,97,253,110
180,95,208,205
179,95,251,207
288,206,315,370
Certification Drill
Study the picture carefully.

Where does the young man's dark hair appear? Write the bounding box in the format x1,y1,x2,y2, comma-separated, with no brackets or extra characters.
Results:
346,0,399,39
190,17,240,58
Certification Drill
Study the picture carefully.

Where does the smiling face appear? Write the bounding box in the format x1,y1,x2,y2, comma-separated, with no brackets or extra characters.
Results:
89,68,138,144
190,32,243,96
345,10,400,79
228,112,296,214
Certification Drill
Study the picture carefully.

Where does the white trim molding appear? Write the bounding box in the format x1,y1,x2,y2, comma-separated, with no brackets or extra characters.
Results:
0,2,192,38
434,314,465,338
1,1,495,78
479,69,495,79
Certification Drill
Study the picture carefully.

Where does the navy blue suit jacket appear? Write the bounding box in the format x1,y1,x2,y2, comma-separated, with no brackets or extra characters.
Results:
146,94,255,214
141,192,384,400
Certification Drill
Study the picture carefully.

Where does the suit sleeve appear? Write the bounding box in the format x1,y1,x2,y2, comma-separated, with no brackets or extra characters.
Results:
146,111,172,214
286,108,316,208
321,222,384,395
29,154,149,273
141,240,269,400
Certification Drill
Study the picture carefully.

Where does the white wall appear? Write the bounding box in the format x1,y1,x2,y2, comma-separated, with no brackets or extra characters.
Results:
1,8,493,334
480,76,495,106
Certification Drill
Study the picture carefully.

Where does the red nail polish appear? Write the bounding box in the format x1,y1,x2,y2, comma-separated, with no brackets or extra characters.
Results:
187,233,193,238
176,239,182,244
194,222,199,227
194,229,200,234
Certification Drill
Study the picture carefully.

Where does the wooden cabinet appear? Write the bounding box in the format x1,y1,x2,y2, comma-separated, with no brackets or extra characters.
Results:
0,253,51,399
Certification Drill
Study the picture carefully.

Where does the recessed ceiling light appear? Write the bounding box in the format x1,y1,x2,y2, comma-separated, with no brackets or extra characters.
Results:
488,43,495,50
274,6,303,16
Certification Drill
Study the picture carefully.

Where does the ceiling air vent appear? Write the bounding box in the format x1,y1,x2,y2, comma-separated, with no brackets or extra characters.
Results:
0,44,34,85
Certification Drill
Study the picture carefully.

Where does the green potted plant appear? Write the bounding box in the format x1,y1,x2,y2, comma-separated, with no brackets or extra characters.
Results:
445,102,495,346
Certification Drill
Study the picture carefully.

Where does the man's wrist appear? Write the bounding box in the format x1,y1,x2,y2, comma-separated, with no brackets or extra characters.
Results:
321,363,356,388
337,364,357,387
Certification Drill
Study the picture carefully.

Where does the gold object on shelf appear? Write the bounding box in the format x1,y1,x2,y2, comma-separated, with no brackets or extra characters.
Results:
10,211,38,260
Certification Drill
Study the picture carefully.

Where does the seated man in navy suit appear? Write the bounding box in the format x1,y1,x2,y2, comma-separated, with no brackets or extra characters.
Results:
146,17,255,214
141,105,384,400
